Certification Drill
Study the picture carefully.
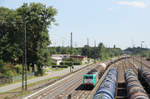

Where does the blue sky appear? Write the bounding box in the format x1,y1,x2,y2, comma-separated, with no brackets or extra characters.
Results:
1,0,150,49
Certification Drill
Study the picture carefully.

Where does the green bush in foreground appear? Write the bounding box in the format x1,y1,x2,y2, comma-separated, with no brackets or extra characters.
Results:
0,60,17,78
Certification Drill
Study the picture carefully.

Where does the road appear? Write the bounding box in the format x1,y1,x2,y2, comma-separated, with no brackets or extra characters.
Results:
0,64,90,93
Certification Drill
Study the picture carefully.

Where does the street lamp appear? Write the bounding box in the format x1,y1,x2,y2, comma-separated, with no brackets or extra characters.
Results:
141,41,144,71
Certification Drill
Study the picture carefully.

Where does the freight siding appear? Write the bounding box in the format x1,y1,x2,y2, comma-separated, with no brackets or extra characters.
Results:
90,58,150,99
24,56,150,99
93,69,118,99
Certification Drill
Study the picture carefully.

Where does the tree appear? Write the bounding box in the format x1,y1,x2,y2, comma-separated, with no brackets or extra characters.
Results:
98,43,106,60
0,7,24,63
0,3,57,74
81,45,90,57
16,3,57,73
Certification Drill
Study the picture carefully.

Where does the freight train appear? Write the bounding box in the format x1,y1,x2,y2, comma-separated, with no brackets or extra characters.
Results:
138,68,150,94
93,69,118,99
138,68,150,86
125,69,149,99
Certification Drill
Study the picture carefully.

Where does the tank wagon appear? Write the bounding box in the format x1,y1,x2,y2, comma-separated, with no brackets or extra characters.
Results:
93,69,118,99
138,68,150,86
125,69,149,99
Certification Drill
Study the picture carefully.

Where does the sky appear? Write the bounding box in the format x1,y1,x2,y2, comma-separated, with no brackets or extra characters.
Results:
1,0,150,49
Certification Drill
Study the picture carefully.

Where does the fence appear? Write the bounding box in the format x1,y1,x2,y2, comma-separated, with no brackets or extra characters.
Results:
0,72,34,85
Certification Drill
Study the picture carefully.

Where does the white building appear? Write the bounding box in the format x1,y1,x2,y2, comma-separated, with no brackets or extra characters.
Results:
51,54,70,65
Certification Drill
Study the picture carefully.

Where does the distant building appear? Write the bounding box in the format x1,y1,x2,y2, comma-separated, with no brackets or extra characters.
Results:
51,54,70,65
51,54,88,65
71,55,88,64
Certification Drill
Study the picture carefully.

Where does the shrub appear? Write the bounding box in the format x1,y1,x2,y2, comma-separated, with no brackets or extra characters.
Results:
73,62,81,65
60,61,73,66
60,62,65,65
64,61,73,66
52,65,68,68
14,64,22,74
35,69,45,76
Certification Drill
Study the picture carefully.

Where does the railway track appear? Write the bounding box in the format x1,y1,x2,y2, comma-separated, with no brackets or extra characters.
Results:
67,58,124,99
133,57,150,69
24,63,100,99
25,57,149,99
71,57,150,99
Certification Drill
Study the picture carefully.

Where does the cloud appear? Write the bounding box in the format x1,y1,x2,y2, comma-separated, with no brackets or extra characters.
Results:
108,8,113,12
118,1,147,8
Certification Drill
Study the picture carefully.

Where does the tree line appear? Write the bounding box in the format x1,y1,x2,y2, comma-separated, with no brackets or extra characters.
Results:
124,47,150,59
49,43,122,61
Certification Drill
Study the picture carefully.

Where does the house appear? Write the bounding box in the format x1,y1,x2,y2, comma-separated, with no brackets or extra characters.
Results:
71,55,88,64
51,54,70,65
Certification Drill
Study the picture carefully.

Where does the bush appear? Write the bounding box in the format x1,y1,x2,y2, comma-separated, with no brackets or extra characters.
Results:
73,62,81,65
0,62,17,78
52,65,68,68
60,61,73,66
60,62,65,65
14,64,22,74
35,69,45,76
65,61,73,66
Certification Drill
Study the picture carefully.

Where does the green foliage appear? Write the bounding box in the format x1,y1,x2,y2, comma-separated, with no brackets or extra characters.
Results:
124,47,150,58
48,47,82,55
0,3,57,74
73,62,81,65
14,65,22,74
81,43,121,61
0,60,17,78
60,61,73,66
35,69,46,76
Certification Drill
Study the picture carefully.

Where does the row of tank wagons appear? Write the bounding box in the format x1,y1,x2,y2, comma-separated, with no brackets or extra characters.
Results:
125,69,149,99
107,56,129,66
138,68,150,86
83,63,107,87
93,69,118,99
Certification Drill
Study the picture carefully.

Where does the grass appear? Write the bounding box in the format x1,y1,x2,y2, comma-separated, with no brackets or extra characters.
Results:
48,67,65,71
0,75,37,88
0,76,60,99
0,66,65,88
0,69,52,88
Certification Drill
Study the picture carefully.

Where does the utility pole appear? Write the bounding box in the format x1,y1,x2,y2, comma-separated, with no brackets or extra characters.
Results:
22,56,25,91
70,32,73,72
94,40,96,47
87,38,89,63
87,38,89,46
24,16,27,91
94,40,96,63
132,44,135,65
141,41,144,72
22,16,27,91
